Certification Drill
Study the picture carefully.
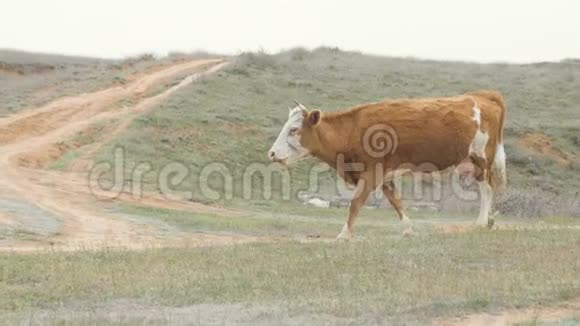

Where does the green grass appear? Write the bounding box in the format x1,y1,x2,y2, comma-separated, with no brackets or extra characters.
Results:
117,201,450,239
47,150,81,171
46,120,113,171
517,316,580,326
0,228,40,241
1,227,579,323
116,198,576,242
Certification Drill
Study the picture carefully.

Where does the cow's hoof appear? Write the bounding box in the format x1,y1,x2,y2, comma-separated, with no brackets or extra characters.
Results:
335,232,352,242
475,220,488,227
402,227,415,237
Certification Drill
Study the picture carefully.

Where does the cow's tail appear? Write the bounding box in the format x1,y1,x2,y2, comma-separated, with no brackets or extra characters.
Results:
487,91,507,193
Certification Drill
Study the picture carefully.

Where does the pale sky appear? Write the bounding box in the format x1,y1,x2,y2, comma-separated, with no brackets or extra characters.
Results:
1,0,579,63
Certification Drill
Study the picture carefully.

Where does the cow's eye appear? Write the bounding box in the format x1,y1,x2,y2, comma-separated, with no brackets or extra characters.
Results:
289,127,299,135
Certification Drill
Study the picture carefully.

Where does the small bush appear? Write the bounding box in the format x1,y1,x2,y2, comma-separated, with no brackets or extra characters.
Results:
494,187,580,218
237,52,276,70
288,47,309,61
120,53,156,66
229,66,250,77
494,188,554,218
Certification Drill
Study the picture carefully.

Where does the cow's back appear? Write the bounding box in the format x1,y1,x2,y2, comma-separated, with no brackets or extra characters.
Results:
345,94,503,172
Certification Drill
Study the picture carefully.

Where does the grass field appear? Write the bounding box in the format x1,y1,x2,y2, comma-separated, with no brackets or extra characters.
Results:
1,210,579,324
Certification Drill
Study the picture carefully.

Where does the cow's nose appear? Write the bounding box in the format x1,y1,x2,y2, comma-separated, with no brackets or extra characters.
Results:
268,150,276,161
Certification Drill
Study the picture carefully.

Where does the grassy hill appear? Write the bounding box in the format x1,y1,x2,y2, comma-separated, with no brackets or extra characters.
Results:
90,48,579,212
0,49,195,117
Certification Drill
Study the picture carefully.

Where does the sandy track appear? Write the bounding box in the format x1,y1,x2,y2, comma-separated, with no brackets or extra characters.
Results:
0,59,255,252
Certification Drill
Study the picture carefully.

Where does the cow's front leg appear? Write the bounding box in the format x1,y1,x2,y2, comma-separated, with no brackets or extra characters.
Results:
382,182,413,236
336,177,373,241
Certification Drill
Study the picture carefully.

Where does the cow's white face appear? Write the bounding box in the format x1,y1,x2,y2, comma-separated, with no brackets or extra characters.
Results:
268,104,309,165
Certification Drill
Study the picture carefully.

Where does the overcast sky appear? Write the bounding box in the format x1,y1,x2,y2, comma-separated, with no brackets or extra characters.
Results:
1,0,579,63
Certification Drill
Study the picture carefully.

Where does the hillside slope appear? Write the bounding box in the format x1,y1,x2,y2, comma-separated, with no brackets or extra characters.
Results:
90,48,580,205
0,49,198,117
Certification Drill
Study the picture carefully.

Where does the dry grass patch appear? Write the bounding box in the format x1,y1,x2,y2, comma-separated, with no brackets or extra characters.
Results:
1,226,579,323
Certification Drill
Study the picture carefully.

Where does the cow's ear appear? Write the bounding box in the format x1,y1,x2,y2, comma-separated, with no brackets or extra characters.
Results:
308,110,321,126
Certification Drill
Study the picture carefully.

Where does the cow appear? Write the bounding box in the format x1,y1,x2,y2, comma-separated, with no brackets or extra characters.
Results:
268,91,507,240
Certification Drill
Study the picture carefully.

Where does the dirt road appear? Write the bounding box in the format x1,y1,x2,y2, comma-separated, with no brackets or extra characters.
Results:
0,59,253,251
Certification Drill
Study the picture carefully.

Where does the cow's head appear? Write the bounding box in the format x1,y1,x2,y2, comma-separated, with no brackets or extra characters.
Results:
268,101,321,165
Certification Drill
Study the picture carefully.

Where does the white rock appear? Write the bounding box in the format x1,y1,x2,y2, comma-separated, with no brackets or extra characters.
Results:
307,198,330,208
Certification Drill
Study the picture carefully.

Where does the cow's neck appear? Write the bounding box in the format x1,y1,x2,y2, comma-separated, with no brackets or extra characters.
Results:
310,119,352,170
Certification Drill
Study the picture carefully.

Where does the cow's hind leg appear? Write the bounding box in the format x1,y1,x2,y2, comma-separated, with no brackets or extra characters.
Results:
336,176,374,241
382,182,413,235
467,153,494,228
476,180,493,228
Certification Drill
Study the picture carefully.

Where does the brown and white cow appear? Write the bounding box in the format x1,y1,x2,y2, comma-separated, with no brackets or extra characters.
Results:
268,90,507,240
